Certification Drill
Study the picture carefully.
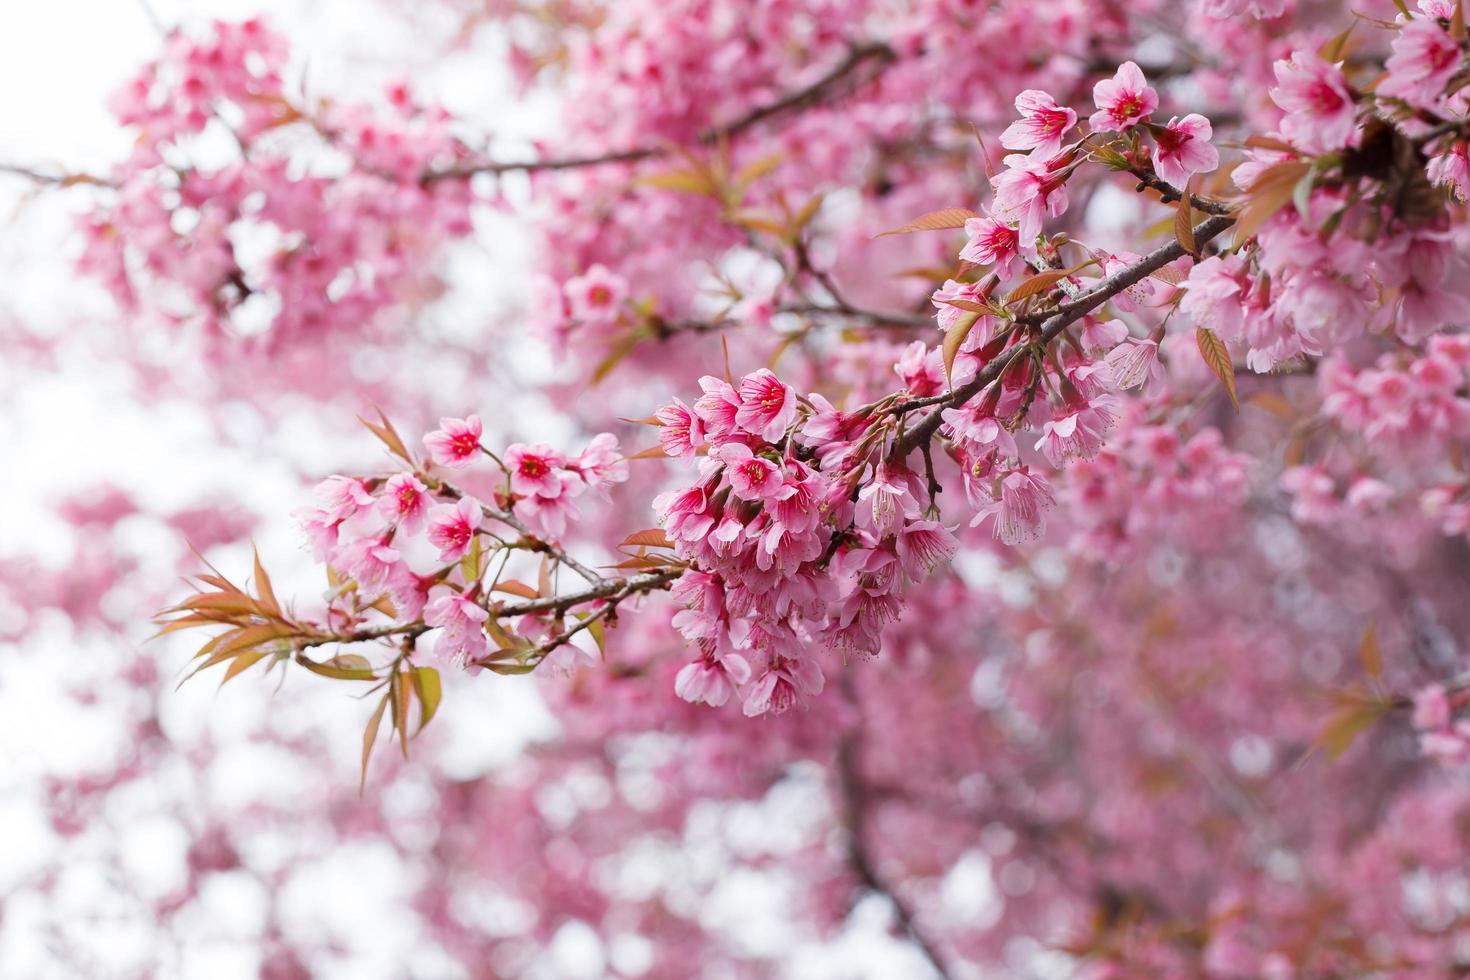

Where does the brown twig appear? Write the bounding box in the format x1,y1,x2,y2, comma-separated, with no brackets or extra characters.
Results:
424,43,896,182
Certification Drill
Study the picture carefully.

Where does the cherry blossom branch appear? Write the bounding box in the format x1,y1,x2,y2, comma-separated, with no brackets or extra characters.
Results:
894,212,1237,456
0,161,115,187
838,730,956,980
425,42,895,181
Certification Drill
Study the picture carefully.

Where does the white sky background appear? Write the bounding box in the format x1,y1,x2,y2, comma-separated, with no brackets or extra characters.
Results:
0,2,990,978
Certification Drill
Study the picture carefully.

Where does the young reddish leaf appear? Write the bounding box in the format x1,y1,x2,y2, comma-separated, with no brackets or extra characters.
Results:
1453,0,1466,40
939,298,993,314
628,443,672,460
1315,699,1390,761
411,666,442,734
1004,261,1093,304
1232,161,1310,247
360,693,389,795
1359,621,1382,680
941,311,981,384
621,528,673,549
619,415,664,426
251,547,280,616
1318,22,1356,61
1196,327,1239,412
1174,188,1198,256
733,153,785,193
790,194,824,235
220,649,272,686
875,207,977,238
637,168,720,196
592,333,640,384
492,579,540,599
357,408,412,463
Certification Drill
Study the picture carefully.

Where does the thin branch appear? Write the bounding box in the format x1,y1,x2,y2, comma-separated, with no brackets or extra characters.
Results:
838,728,956,980
425,42,895,181
0,162,114,188
893,212,1237,456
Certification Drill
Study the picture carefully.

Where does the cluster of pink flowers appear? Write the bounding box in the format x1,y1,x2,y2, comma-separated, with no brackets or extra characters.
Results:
78,18,474,349
294,422,628,665
654,369,957,715
1062,415,1252,557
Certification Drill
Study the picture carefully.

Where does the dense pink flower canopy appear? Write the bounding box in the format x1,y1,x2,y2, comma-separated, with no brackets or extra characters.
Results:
9,0,1470,976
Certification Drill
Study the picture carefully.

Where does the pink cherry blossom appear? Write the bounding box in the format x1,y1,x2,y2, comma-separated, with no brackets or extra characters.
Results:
734,369,797,442
1089,61,1157,132
1378,19,1463,109
1151,114,1219,187
505,443,568,498
426,496,483,562
655,397,706,457
376,473,429,533
959,213,1023,277
423,416,483,469
717,443,782,501
564,263,628,324
990,154,1070,243
1270,50,1357,153
999,89,1077,158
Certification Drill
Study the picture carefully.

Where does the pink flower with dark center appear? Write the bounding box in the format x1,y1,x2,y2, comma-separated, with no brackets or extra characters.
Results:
1270,51,1356,153
1151,114,1218,187
991,154,1070,243
1378,19,1462,109
1000,90,1078,158
959,214,1023,277
505,443,568,498
423,415,483,469
376,473,429,533
426,496,482,562
564,263,627,324
734,369,797,443
655,397,706,458
1089,61,1158,133
718,443,782,501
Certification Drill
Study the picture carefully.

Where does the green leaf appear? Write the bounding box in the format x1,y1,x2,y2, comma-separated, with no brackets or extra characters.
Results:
296,655,378,681
411,666,442,734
